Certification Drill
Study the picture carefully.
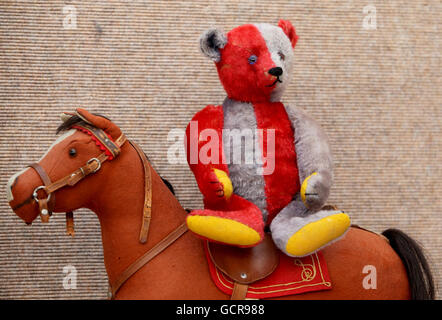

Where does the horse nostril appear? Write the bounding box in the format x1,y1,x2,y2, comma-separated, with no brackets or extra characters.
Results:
25,222,32,226
268,67,283,77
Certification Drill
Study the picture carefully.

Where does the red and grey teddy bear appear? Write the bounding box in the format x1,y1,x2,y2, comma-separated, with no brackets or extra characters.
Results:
185,20,350,257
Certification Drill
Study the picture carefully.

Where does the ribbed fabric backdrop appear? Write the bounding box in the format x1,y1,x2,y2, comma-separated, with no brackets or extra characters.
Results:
0,1,440,299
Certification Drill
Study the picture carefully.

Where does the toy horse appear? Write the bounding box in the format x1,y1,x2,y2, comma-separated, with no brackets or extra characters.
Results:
7,109,434,299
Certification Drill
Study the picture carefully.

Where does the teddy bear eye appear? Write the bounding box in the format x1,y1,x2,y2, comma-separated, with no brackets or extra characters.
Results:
248,55,258,65
278,51,285,61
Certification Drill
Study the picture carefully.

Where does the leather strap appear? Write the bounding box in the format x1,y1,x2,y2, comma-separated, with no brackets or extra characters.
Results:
42,131,126,196
66,211,75,236
231,282,249,300
29,163,52,186
114,134,126,147
37,198,50,223
28,163,56,214
44,152,108,194
108,222,188,299
129,141,152,244
74,123,122,158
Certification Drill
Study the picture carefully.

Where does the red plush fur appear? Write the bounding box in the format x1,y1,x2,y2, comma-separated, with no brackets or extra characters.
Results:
215,24,276,103
185,105,229,207
185,105,265,244
253,102,300,223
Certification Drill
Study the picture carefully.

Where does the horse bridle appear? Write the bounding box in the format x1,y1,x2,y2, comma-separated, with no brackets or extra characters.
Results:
27,123,127,233
19,120,188,298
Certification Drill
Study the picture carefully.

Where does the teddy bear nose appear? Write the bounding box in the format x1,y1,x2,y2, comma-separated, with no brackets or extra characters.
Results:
268,67,283,77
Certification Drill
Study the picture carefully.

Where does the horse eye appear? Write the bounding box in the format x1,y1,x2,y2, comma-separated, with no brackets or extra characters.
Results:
248,55,258,65
68,148,77,157
278,51,285,61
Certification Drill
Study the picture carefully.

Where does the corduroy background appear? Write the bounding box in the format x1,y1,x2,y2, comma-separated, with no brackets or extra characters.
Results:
0,1,440,299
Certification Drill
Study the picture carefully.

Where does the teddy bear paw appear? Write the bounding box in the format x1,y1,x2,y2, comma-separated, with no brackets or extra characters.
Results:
271,210,350,257
186,208,264,247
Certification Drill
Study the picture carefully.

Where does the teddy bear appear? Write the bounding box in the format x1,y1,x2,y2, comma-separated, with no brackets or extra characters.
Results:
185,20,350,257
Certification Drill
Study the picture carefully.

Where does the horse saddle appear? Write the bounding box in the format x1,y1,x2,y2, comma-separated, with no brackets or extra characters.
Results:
205,233,332,300
207,233,278,299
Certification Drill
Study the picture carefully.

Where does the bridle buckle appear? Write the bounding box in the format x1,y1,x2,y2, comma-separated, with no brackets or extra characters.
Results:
87,157,102,173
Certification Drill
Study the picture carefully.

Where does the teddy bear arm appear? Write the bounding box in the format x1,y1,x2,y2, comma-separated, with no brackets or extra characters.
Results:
185,105,232,204
285,105,333,208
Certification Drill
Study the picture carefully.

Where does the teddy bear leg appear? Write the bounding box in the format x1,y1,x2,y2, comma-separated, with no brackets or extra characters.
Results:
186,195,265,247
270,196,350,257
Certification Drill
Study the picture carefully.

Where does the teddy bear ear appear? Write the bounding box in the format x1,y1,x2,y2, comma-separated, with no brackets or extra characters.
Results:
278,20,299,49
199,28,227,62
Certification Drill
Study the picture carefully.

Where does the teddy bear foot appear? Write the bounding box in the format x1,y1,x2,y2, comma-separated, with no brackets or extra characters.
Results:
186,209,264,247
271,210,350,257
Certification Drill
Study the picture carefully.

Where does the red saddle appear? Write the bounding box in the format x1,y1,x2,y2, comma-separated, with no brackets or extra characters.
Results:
205,233,332,299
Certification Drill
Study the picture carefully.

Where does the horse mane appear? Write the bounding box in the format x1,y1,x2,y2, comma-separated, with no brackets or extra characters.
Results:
56,113,110,134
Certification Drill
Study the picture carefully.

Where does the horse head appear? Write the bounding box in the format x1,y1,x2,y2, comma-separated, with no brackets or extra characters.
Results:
7,108,124,225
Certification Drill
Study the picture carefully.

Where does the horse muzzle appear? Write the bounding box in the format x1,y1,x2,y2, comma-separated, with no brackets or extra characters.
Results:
7,168,43,224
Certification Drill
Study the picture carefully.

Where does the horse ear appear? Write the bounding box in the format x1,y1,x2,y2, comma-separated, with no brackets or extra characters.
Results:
75,108,122,140
278,20,298,49
60,112,75,123
75,109,94,124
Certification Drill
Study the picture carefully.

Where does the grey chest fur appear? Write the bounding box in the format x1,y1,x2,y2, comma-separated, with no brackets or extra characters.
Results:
222,98,269,221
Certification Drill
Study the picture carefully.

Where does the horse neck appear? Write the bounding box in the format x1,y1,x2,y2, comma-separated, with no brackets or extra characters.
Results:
88,142,187,284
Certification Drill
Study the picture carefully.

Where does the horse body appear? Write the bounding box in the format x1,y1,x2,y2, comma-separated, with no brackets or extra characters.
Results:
7,110,432,300
95,152,411,299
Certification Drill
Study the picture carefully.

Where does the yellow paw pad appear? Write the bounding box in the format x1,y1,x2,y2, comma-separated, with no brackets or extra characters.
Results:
213,169,233,199
286,213,350,256
187,215,260,246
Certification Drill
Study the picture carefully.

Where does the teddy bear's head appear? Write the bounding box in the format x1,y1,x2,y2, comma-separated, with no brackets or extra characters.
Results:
200,20,298,103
